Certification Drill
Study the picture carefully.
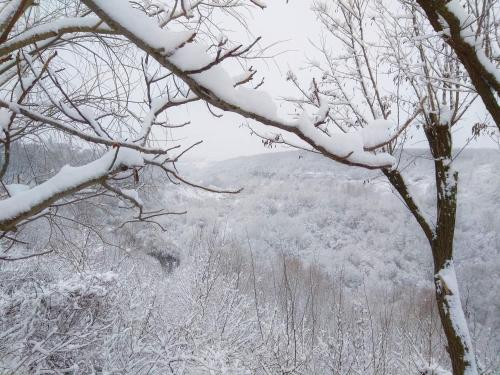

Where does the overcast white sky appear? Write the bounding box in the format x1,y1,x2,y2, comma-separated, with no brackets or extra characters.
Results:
171,1,497,162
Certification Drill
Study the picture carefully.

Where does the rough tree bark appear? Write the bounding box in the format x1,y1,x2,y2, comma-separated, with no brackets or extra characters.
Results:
426,115,477,375
416,0,500,129
385,116,478,375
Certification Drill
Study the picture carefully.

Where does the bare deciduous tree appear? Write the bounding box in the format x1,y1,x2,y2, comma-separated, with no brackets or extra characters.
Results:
0,0,251,252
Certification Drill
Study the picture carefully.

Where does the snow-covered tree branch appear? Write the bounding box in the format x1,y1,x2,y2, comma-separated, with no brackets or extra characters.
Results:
82,0,399,169
416,0,500,128
0,0,251,244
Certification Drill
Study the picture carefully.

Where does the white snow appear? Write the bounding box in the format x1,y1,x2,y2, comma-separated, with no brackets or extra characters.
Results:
0,148,143,223
120,188,143,206
139,96,173,142
79,107,108,138
1,149,498,373
360,119,393,149
439,105,453,125
169,43,279,120
232,70,254,86
445,0,500,85
137,93,197,143
86,0,396,169
158,0,204,26
14,75,36,99
91,0,194,54
0,108,10,133
0,0,23,31
0,98,171,155
294,111,396,166
436,260,478,375
5,184,30,196
54,271,118,297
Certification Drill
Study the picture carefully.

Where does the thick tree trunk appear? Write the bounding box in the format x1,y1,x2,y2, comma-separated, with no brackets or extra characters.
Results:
385,118,478,374
433,257,477,375
425,120,478,375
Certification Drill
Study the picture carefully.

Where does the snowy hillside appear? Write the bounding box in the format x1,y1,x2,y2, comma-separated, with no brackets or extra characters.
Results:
1,148,499,374
171,149,499,289
166,148,500,345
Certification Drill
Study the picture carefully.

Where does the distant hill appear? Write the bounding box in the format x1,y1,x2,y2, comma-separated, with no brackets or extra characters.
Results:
167,148,500,328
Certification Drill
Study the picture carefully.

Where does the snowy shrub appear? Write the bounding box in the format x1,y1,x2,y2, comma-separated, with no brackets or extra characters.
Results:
0,269,119,373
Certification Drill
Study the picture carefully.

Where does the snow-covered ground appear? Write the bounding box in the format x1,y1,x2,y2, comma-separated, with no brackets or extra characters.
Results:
1,147,498,374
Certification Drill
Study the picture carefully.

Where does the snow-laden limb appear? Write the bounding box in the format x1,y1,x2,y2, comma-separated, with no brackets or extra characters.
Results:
0,108,9,135
294,111,396,167
1,1,266,238
416,0,500,127
84,0,195,55
0,148,143,231
435,260,478,375
0,0,23,35
4,183,29,196
360,119,393,149
82,0,396,169
445,0,499,85
0,16,114,57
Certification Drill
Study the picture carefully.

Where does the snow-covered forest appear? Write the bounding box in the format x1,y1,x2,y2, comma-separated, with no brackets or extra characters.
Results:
0,0,499,374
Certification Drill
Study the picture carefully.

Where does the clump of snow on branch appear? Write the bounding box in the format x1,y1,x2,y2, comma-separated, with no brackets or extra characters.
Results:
0,108,10,134
436,260,479,375
88,0,397,168
4,184,29,196
0,148,143,223
92,0,195,54
169,42,278,119
294,110,396,166
445,0,500,85
360,119,394,149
